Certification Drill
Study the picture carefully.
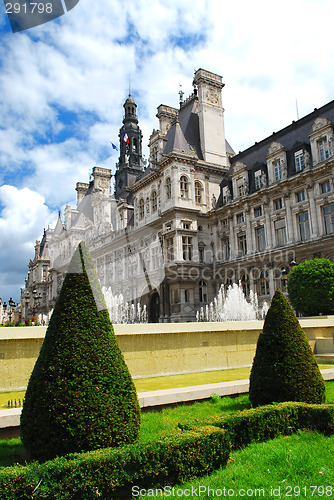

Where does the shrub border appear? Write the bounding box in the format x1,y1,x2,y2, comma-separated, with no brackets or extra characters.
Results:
0,402,333,499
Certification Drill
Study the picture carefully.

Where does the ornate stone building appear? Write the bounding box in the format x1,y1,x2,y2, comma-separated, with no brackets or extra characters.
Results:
21,69,334,322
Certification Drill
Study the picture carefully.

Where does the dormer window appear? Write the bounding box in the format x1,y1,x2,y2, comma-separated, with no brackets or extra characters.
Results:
266,142,286,184
222,186,231,204
274,159,283,181
294,150,304,172
318,137,330,162
254,170,263,190
309,117,333,164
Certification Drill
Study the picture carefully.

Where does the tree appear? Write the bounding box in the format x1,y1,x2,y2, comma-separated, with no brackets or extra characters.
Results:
287,258,334,316
20,241,141,462
249,289,326,407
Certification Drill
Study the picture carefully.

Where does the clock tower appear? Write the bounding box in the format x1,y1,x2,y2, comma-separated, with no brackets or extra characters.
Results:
114,94,145,204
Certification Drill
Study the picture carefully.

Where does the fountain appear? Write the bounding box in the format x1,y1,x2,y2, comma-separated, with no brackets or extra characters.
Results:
196,282,269,322
102,286,148,324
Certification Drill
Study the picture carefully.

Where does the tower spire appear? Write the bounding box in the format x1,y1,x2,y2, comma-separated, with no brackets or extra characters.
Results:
114,93,144,203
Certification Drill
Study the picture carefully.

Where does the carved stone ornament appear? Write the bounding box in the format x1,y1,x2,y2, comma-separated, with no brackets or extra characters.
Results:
312,117,331,132
205,88,219,105
234,161,247,172
268,142,284,155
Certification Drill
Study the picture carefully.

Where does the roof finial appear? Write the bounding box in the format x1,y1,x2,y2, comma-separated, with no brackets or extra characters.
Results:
129,76,131,97
178,84,184,105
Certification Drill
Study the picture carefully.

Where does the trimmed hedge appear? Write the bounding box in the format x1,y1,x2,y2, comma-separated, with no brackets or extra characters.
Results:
287,258,334,316
249,289,326,407
1,402,334,499
20,241,141,462
0,426,230,499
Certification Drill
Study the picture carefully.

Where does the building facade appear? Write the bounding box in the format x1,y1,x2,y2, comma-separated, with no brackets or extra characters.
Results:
20,69,334,322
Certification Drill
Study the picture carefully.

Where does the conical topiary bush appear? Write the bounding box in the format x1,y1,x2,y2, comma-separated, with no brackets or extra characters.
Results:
20,241,141,462
249,289,326,407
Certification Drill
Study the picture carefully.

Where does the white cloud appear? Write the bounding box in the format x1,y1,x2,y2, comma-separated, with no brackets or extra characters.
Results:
0,185,57,301
1,0,334,301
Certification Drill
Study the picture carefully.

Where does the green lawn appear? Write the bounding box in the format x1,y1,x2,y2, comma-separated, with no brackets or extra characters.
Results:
140,431,334,499
1,381,333,469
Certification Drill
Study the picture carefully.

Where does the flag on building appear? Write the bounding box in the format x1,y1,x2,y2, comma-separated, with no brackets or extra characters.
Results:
123,130,129,144
110,142,118,151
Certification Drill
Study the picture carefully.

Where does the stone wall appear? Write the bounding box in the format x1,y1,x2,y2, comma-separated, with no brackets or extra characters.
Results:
0,317,333,392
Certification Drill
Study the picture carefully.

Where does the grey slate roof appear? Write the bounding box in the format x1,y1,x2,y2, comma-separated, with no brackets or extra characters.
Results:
231,99,334,169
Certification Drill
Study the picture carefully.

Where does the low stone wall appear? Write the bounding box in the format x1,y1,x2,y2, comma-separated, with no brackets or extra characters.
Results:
0,317,333,392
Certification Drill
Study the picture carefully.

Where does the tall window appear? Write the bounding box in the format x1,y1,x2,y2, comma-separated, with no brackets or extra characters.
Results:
221,238,230,261
180,176,189,198
275,219,286,246
259,271,270,295
199,280,207,303
198,246,205,263
151,191,157,212
195,181,203,204
254,170,263,190
274,198,282,210
298,212,310,241
318,137,330,162
240,274,250,297
237,212,244,224
237,233,247,256
254,206,262,217
323,204,334,234
294,150,304,172
256,226,266,252
182,236,193,260
165,177,171,199
296,190,306,202
166,237,174,261
321,180,331,194
139,199,144,220
274,159,282,181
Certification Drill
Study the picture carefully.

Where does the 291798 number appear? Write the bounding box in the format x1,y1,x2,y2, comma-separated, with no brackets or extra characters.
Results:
285,485,333,496
5,3,53,14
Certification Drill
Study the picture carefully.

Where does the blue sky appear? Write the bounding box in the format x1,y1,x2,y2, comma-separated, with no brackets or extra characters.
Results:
0,0,334,303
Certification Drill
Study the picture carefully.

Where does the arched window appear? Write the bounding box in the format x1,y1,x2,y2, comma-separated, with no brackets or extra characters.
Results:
199,280,208,303
165,177,171,199
139,199,144,220
133,138,138,152
146,197,150,214
180,175,189,198
240,274,250,297
195,181,203,204
151,191,157,212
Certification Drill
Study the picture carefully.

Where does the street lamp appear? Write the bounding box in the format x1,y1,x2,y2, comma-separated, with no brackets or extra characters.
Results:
8,298,15,323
